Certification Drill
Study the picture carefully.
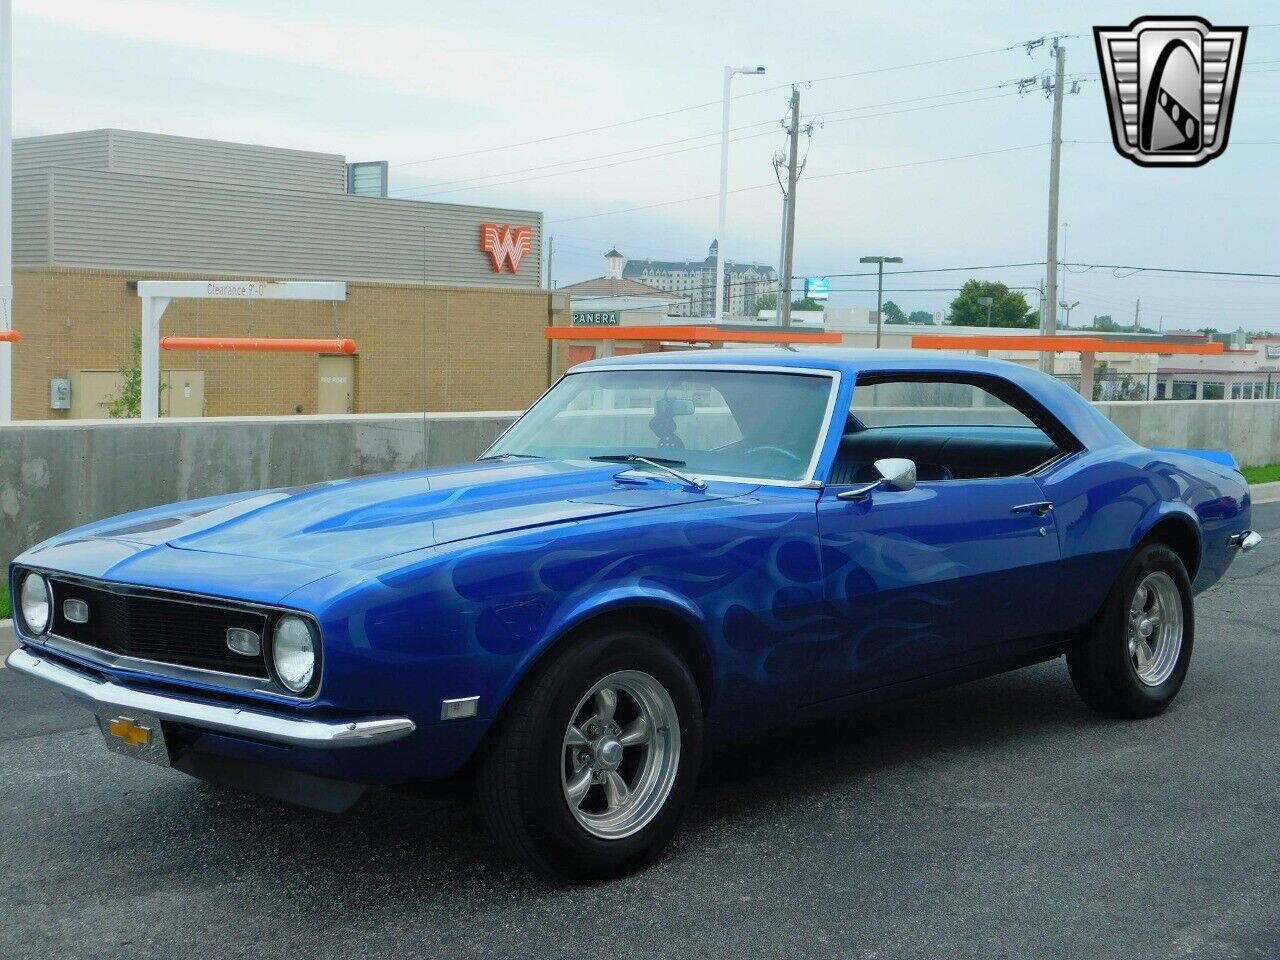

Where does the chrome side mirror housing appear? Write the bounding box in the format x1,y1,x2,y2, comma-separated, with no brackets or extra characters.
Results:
836,457,918,501
875,457,917,491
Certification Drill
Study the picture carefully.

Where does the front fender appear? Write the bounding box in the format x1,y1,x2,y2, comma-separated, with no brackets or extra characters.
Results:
490,585,713,719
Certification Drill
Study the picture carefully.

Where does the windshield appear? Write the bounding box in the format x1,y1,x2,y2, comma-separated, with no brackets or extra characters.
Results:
485,368,835,482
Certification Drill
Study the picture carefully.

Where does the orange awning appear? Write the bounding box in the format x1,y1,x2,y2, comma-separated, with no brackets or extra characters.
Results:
546,325,841,345
161,336,357,354
910,334,1223,355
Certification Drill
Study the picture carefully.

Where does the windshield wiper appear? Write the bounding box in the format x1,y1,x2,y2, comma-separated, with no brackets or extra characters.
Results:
476,452,542,462
590,454,707,492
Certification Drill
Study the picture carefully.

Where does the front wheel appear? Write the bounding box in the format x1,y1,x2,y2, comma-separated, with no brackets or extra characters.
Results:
477,628,703,882
1067,542,1194,718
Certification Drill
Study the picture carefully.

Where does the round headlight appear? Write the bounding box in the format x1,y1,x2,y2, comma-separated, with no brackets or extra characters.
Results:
19,571,52,636
272,615,317,693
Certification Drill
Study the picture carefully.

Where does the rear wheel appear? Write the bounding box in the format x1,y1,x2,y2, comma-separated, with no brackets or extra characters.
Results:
1067,542,1194,718
477,627,703,882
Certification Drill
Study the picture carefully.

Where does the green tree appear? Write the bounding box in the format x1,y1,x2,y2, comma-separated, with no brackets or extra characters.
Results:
790,297,823,311
882,300,907,325
946,280,1036,328
754,292,777,313
908,309,934,325
103,334,164,418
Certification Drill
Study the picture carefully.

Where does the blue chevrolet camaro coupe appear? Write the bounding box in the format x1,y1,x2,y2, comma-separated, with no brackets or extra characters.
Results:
8,349,1262,880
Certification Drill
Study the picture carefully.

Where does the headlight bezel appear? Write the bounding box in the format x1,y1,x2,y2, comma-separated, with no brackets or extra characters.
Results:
16,569,53,637
270,613,321,695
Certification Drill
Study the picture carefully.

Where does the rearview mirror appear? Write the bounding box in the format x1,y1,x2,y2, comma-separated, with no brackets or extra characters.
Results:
836,457,917,501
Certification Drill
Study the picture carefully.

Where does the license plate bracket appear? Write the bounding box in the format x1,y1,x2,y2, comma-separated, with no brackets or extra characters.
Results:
95,709,172,768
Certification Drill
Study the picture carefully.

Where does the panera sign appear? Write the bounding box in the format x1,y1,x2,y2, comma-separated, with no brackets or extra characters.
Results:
571,311,620,326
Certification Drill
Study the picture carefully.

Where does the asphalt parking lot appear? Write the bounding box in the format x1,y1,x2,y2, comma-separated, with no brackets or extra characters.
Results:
2,503,1277,960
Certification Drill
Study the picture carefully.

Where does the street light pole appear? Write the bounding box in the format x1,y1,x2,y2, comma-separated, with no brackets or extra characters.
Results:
860,255,903,348
1060,300,1080,327
716,65,765,323
977,296,994,328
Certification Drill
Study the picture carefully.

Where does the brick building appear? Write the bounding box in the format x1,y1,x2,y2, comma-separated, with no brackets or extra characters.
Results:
11,129,568,420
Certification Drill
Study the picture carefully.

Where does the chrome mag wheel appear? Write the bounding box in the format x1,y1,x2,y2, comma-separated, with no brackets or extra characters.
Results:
561,670,681,840
1128,571,1184,687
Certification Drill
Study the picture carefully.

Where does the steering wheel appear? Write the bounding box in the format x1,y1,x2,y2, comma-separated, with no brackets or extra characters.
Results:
746,445,803,464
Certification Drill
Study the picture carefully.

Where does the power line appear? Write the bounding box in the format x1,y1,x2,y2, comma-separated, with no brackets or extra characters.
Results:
388,34,1060,169
1064,262,1280,280
391,85,1033,201
547,143,1047,225
822,261,1046,279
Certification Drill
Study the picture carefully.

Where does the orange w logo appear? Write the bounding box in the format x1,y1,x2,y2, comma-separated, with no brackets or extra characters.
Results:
480,223,533,274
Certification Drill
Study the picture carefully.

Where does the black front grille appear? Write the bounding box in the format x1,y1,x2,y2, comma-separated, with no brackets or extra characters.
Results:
48,579,270,679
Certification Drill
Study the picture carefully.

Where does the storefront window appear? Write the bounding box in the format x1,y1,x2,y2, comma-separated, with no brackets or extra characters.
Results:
1202,381,1225,400
1172,381,1197,400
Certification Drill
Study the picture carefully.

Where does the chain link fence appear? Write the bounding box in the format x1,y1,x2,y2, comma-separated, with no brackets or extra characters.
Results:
1054,372,1280,401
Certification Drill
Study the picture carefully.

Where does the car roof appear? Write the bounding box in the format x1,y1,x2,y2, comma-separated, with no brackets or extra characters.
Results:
574,347,1130,451
579,347,1013,374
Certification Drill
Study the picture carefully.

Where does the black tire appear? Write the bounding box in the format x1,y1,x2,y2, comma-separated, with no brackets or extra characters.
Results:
476,627,703,883
1067,542,1194,718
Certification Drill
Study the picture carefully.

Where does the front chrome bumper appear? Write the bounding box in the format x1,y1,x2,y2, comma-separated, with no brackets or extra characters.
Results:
6,647,416,749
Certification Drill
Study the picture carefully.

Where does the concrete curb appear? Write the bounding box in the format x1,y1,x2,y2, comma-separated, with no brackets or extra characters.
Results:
0,620,14,666
1252,481,1280,505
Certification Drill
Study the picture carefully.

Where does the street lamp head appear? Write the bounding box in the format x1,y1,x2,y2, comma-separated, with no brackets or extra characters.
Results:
729,66,766,75
859,255,904,264
885,257,904,264
976,297,994,306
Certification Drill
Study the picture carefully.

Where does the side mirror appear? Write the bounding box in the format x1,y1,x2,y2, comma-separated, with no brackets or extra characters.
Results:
875,457,917,491
837,457,917,501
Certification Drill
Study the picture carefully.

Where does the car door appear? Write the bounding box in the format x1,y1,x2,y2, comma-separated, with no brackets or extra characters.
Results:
808,372,1069,702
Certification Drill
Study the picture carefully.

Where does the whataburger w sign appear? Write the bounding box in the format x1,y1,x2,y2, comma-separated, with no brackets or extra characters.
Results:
481,223,533,274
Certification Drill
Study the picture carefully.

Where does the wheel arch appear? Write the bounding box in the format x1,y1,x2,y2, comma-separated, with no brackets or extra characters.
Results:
1135,506,1202,581
489,593,716,732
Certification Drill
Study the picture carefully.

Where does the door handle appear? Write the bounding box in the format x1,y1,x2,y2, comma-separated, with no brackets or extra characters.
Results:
1011,501,1054,516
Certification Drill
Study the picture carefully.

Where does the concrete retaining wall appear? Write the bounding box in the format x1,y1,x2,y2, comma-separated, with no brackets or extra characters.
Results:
1094,399,1280,468
3,399,1279,570
0,412,518,569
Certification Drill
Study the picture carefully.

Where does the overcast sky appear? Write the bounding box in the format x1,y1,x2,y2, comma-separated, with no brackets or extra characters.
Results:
12,0,1280,330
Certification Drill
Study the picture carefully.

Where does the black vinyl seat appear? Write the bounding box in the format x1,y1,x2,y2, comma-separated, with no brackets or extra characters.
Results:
829,430,1059,484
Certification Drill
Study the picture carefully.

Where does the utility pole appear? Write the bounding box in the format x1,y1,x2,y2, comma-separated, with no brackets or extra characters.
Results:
1040,40,1066,374
0,0,12,421
778,87,802,328
545,235,554,289
1133,297,1141,333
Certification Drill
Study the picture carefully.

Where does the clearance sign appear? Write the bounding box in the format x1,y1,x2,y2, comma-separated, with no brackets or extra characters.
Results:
480,223,532,273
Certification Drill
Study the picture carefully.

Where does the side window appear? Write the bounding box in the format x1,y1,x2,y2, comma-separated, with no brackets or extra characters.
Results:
830,374,1071,484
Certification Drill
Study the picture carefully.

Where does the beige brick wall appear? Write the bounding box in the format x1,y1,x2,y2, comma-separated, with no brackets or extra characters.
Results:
12,267,559,420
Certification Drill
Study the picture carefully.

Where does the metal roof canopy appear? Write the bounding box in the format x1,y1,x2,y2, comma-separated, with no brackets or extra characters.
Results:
135,280,347,419
546,324,842,345
910,334,1225,356
911,334,1225,397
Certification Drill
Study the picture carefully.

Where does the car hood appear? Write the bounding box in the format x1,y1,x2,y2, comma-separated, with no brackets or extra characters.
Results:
100,459,738,568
